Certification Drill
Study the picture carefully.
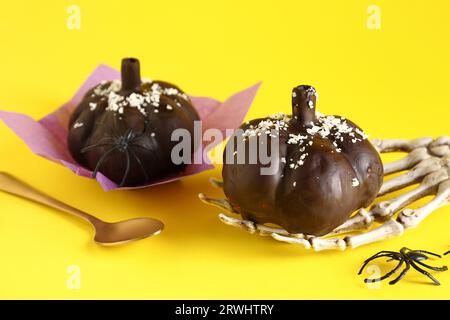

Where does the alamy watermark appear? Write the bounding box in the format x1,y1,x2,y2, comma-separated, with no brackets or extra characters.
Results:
367,5,381,30
66,265,81,290
67,5,81,30
170,121,280,176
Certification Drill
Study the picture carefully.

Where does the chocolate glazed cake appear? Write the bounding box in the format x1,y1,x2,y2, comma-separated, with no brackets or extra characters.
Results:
222,85,383,236
68,58,200,187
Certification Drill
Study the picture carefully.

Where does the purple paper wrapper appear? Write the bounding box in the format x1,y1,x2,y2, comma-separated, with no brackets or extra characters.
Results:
0,64,260,191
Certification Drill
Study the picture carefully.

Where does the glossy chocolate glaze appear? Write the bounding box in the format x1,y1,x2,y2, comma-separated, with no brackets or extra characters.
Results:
68,58,200,187
222,85,383,236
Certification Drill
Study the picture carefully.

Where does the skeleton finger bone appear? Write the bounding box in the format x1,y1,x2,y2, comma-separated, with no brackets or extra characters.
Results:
198,193,235,213
372,168,450,220
345,178,450,249
218,212,348,251
383,147,430,175
371,137,433,153
209,177,224,189
430,136,450,148
271,233,347,251
429,136,450,157
379,157,443,196
271,233,312,248
344,219,405,249
397,179,450,229
218,213,290,236
330,209,374,235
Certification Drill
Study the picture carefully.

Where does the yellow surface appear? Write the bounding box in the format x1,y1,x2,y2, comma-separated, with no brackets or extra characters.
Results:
0,0,449,299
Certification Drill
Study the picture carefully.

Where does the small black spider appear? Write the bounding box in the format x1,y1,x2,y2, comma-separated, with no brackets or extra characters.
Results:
358,247,448,285
81,125,150,187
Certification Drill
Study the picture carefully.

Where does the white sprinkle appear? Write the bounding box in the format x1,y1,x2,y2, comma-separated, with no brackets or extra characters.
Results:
242,114,289,138
308,100,314,109
73,122,84,129
281,157,286,163
94,80,121,96
287,133,308,144
127,92,146,108
89,102,97,111
166,105,173,110
151,132,156,137
164,87,179,96
293,181,297,187
154,109,159,113
352,178,360,187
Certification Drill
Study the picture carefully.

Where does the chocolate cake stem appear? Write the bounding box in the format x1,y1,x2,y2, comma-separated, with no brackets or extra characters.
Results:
291,85,317,127
121,57,141,93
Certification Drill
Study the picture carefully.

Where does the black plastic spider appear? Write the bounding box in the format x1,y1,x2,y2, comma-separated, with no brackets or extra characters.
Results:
81,125,150,187
358,247,448,285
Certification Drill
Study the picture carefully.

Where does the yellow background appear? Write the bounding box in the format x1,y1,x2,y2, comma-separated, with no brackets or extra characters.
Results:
0,0,449,299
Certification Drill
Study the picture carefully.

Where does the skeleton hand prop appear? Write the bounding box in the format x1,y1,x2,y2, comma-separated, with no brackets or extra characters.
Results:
199,137,450,251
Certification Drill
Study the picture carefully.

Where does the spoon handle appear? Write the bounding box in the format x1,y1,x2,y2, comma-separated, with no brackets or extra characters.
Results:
0,172,99,225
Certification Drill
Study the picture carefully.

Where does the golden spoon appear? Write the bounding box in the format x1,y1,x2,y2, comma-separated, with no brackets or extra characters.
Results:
0,172,164,245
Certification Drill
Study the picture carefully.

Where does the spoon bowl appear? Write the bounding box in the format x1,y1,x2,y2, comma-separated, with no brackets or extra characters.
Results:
93,217,164,245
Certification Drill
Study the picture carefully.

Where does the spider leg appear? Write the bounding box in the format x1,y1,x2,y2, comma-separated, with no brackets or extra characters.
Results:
92,146,118,178
358,253,398,275
362,251,399,262
410,250,442,258
409,260,441,285
81,142,113,153
414,260,448,272
91,136,116,145
445,251,450,256
389,262,410,285
131,144,153,153
128,147,149,181
364,250,398,259
95,136,116,143
364,259,404,283
124,128,134,141
130,143,161,181
119,149,131,187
